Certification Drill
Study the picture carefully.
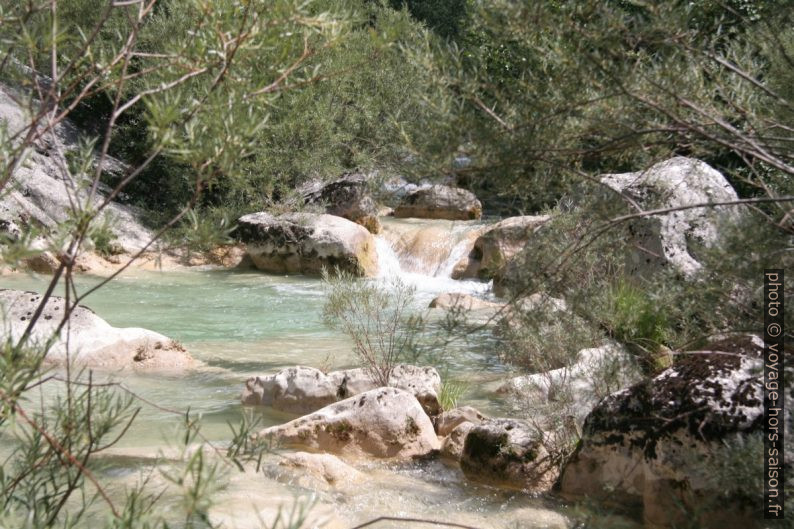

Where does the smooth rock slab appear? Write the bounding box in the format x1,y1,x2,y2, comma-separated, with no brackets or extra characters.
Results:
235,212,378,277
394,185,482,221
460,418,558,493
256,387,440,460
0,289,195,370
242,364,442,417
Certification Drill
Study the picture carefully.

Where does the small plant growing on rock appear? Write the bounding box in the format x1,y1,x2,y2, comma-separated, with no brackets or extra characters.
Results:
89,215,123,257
439,379,468,411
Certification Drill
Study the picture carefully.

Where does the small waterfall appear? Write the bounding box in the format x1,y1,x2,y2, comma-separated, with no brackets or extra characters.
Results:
377,217,487,278
373,217,492,299
437,236,478,278
375,237,402,279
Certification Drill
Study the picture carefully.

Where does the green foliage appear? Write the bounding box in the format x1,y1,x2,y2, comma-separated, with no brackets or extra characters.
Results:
396,0,794,214
90,216,123,257
383,0,470,39
322,269,422,385
0,1,349,526
597,280,672,364
168,208,236,256
438,379,468,411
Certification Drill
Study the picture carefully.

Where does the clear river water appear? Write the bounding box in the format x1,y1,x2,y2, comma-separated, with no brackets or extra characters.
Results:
0,218,637,529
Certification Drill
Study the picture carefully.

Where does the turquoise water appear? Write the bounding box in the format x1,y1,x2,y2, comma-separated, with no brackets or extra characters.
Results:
0,268,638,528
0,268,508,445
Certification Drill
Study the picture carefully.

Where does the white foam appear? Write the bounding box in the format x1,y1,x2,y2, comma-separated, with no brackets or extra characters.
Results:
374,234,491,304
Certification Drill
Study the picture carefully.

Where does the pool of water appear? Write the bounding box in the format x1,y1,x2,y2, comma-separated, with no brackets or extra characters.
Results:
0,268,634,528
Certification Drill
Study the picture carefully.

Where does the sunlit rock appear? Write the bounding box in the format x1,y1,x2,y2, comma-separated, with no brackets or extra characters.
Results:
0,289,196,370
256,387,440,460
436,405,488,437
235,212,378,277
441,422,476,462
394,185,482,221
303,173,382,234
242,364,442,417
598,156,741,277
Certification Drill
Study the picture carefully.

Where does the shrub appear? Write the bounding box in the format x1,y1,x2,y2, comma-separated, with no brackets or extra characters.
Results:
322,270,421,385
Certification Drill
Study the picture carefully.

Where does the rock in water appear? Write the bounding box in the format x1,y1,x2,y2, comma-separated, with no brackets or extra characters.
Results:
428,293,503,313
452,215,549,280
560,350,770,528
436,406,488,437
0,289,195,370
460,418,558,493
599,157,740,277
242,364,442,417
235,212,378,277
267,452,366,490
256,387,440,460
437,406,488,462
303,173,382,234
394,185,482,221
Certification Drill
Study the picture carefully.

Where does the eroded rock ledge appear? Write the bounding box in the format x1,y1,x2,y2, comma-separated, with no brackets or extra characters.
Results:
0,289,196,371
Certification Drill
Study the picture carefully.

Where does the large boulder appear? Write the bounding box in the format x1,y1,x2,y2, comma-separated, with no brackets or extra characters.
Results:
394,185,482,221
0,289,196,370
599,157,740,277
256,387,440,460
235,212,378,277
0,85,154,257
452,215,549,280
303,173,382,234
559,350,773,528
496,344,642,427
460,418,558,493
242,364,442,417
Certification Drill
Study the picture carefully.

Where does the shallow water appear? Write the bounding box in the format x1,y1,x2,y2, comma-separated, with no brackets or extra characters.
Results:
0,249,636,528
